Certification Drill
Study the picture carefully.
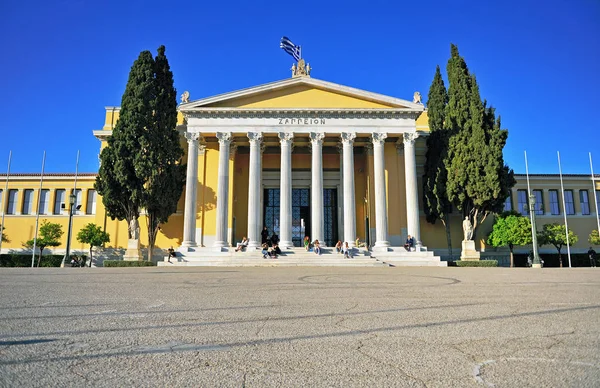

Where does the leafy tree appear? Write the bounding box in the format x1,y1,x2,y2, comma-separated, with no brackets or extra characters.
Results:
443,44,515,239
589,230,600,246
487,211,532,267
95,50,156,237
538,223,579,268
1,225,8,243
143,45,185,261
24,220,63,267
76,223,110,267
423,65,454,258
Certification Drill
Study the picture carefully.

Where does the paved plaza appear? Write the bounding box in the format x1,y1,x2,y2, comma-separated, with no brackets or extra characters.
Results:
0,267,599,387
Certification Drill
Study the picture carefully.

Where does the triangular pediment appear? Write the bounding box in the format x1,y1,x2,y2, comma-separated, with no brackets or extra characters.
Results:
179,77,423,111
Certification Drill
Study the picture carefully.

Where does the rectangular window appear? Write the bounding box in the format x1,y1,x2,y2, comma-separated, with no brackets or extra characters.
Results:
564,190,575,215
549,190,560,215
517,190,528,215
7,189,18,215
39,189,50,215
503,193,512,212
72,189,82,211
54,189,65,215
22,189,34,215
580,190,590,215
533,190,544,215
86,190,97,215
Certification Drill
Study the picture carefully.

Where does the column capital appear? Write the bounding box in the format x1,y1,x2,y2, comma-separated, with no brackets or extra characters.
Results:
403,132,419,146
247,132,263,144
216,132,232,145
278,132,294,145
371,132,388,144
340,132,356,145
309,132,325,145
185,132,200,143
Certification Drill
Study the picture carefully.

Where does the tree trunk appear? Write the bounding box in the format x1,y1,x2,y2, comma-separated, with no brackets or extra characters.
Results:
442,214,453,260
37,247,44,267
558,247,563,268
509,244,514,268
89,246,93,267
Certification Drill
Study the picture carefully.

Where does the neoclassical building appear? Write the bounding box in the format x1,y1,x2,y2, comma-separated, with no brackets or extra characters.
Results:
1,70,599,266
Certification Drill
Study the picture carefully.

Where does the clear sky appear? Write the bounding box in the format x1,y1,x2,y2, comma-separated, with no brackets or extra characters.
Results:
0,0,598,175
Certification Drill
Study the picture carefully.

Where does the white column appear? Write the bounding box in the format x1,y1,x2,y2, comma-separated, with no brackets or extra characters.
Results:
341,132,357,247
247,132,262,248
181,132,200,249
214,132,232,248
310,132,325,244
372,133,390,251
279,132,294,248
404,132,421,247
337,143,344,243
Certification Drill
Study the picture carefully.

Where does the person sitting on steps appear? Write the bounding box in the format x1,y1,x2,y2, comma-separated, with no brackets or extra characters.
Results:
304,236,310,251
235,237,248,252
261,243,269,259
335,240,342,254
167,246,176,263
314,240,321,255
404,235,414,252
343,242,351,259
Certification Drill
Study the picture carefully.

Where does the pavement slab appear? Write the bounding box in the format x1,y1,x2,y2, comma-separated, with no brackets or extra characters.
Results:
0,267,599,387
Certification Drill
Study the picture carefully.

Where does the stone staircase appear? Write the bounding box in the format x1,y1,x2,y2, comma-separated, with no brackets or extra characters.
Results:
157,246,446,267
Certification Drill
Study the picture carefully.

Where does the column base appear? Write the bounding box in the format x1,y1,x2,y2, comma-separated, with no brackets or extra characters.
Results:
179,242,197,253
280,240,294,249
247,241,260,249
372,242,390,252
532,264,542,268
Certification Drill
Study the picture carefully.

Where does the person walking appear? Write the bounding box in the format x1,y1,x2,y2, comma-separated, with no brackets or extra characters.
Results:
588,247,597,268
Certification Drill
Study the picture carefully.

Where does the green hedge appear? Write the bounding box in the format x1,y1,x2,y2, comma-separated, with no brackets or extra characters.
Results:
0,254,87,267
454,260,498,267
103,260,155,267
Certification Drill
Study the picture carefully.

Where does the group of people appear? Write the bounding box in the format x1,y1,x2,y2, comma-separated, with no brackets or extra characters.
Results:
333,240,353,258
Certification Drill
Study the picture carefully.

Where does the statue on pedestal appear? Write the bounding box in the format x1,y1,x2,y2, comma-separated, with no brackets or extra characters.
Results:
462,216,473,241
129,218,140,240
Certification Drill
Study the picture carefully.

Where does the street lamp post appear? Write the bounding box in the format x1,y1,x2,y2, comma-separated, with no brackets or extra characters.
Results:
529,194,542,268
60,193,77,268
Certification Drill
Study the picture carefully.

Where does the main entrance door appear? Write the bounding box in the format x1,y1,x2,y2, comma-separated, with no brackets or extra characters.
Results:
263,188,337,247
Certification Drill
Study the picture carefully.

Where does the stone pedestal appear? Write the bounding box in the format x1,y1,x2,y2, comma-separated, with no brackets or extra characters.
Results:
124,239,142,261
460,240,480,261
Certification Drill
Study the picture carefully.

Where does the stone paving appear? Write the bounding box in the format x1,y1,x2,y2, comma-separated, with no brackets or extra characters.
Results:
0,267,599,387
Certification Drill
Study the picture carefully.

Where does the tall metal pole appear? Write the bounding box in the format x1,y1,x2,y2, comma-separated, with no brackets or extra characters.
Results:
524,151,541,267
61,151,80,268
0,151,12,255
590,153,600,236
558,151,571,268
31,151,46,268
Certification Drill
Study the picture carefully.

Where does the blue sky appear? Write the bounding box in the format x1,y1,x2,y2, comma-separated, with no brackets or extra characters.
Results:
0,0,598,175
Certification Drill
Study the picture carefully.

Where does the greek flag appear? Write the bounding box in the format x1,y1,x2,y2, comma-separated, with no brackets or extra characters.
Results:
280,36,301,61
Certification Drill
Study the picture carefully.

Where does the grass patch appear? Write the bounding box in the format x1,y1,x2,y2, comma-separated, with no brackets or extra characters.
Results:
103,260,155,267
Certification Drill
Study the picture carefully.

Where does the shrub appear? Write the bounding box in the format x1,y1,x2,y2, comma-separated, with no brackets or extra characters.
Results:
454,260,498,267
103,260,155,267
0,254,86,267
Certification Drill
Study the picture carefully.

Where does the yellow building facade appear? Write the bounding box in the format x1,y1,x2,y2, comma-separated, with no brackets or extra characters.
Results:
1,73,599,266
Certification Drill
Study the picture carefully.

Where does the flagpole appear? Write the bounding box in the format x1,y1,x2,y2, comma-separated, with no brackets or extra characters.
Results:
31,151,46,268
0,151,12,255
557,151,571,268
591,153,600,236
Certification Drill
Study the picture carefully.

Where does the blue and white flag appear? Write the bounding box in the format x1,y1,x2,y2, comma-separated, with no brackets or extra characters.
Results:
280,36,301,61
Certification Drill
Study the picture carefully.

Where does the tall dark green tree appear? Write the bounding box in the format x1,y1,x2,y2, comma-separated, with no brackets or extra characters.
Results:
444,44,515,238
422,65,454,258
96,50,157,237
143,46,185,261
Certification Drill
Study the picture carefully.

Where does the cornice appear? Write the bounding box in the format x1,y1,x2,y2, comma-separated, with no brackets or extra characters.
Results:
183,108,421,120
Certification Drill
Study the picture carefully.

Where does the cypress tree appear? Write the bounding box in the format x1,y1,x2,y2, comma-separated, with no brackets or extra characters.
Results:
444,44,515,239
143,45,186,261
96,51,156,234
422,65,454,258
